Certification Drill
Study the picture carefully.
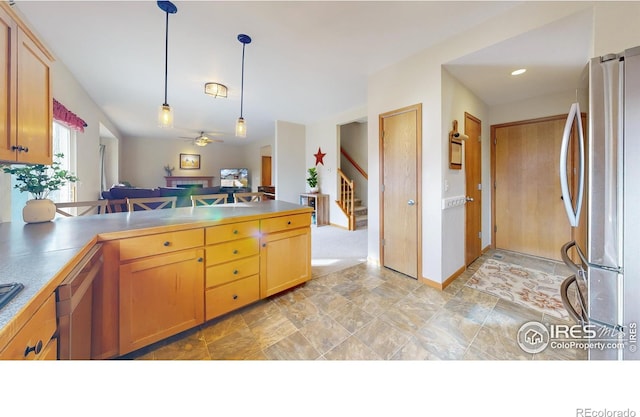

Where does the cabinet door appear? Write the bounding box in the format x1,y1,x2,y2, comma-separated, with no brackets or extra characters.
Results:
119,248,205,355
260,227,311,298
0,7,16,161
16,28,52,165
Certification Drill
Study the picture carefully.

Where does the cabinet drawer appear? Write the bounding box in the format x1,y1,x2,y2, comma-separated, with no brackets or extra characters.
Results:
0,294,56,360
120,229,204,261
205,275,259,320
206,256,259,288
260,213,311,234
206,237,259,265
206,221,259,245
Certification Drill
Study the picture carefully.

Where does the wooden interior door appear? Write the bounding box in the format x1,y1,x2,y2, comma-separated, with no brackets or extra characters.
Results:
380,104,421,279
464,113,482,266
493,115,572,260
261,156,272,186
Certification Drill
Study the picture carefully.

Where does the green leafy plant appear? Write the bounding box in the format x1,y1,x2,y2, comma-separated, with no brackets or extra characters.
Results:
306,167,318,188
1,153,78,199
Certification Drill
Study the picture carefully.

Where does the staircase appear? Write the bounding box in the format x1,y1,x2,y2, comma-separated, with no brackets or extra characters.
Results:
353,198,368,229
337,169,368,230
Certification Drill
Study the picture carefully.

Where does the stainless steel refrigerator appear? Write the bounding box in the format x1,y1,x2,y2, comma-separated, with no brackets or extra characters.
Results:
560,45,640,360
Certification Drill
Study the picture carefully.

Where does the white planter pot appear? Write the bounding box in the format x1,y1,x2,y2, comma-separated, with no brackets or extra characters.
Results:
308,186,319,193
23,198,56,223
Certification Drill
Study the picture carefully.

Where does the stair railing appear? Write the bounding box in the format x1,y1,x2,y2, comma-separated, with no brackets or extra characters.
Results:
337,168,356,230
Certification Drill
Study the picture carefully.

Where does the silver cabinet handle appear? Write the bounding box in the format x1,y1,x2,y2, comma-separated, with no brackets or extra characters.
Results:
465,196,474,202
407,199,415,206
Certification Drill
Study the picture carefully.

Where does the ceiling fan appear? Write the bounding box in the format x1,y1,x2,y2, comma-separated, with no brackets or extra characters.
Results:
179,131,224,147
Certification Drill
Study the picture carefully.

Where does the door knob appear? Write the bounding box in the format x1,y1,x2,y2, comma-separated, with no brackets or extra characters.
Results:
465,196,474,202
407,199,415,206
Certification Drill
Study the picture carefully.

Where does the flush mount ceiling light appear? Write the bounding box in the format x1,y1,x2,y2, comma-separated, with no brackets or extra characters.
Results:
235,34,252,138
511,68,527,76
157,1,177,128
204,82,228,98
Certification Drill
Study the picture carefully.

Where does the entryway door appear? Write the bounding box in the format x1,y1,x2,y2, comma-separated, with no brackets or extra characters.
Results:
493,114,578,261
379,104,422,279
464,113,482,266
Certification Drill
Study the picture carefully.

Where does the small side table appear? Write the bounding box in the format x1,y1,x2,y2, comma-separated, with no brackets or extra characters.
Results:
299,193,329,226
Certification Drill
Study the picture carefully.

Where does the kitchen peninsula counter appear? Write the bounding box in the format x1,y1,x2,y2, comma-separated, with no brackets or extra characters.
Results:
0,201,312,354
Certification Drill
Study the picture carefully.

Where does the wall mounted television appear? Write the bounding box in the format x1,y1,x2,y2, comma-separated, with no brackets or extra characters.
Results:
220,168,249,188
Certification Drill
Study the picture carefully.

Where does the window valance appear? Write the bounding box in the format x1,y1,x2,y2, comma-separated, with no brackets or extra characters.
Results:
53,98,88,132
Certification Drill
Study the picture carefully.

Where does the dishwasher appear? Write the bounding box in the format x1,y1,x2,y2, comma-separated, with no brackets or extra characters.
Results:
56,244,103,360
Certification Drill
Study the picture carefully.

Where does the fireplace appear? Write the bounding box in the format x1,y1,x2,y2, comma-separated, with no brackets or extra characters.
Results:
165,176,214,188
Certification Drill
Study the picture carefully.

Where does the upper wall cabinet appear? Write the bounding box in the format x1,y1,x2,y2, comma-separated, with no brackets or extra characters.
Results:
0,3,53,165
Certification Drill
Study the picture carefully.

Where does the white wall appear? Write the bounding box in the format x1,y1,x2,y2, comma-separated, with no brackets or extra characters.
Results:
275,121,306,204
441,69,490,280
120,138,247,189
306,106,367,229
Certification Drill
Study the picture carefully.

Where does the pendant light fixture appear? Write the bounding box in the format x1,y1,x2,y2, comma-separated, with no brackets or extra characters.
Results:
235,34,252,138
157,1,177,128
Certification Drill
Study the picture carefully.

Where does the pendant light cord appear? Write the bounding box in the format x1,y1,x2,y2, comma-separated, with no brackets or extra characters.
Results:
240,42,246,118
163,10,169,106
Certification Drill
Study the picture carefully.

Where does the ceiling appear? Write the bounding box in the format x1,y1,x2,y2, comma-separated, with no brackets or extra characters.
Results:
12,1,593,145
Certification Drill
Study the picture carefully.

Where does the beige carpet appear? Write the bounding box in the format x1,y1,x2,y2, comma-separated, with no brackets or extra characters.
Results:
311,226,368,278
465,258,568,320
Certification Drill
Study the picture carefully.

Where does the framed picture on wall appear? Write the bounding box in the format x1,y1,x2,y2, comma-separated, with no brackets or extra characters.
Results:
179,153,200,170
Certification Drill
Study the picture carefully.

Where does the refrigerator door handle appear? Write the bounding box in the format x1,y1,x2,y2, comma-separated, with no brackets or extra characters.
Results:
559,102,585,227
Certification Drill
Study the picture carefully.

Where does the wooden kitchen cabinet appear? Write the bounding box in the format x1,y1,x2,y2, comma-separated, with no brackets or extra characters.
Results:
118,229,205,355
0,293,57,360
0,3,53,165
205,221,260,320
260,213,312,297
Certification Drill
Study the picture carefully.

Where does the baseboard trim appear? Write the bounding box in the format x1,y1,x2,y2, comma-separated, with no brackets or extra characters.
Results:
419,265,466,291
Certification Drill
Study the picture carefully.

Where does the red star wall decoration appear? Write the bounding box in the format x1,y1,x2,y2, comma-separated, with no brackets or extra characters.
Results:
314,147,326,166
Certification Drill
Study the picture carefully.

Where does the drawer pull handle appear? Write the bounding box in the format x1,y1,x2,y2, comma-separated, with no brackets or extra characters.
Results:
233,269,239,275
197,257,204,262
24,340,43,357
262,243,266,248
287,221,292,225
233,249,238,254
233,230,239,234
163,241,171,247
233,294,238,300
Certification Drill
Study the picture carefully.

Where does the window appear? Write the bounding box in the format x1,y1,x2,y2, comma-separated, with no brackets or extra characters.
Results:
49,122,77,203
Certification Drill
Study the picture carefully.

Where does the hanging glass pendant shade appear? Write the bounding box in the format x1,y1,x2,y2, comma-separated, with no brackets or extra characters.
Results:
235,34,251,137
157,1,177,128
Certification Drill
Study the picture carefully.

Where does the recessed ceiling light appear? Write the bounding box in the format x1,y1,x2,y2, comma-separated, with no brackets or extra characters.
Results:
511,68,527,76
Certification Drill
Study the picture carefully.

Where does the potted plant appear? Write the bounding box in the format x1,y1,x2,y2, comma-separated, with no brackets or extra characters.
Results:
1,153,78,223
306,167,319,193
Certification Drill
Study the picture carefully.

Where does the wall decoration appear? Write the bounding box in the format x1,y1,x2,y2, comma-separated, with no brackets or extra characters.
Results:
179,153,200,170
314,147,326,166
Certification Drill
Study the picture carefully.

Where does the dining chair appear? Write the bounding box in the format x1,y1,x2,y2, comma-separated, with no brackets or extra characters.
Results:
233,192,264,203
126,196,177,211
55,200,108,217
190,193,229,207
105,199,128,213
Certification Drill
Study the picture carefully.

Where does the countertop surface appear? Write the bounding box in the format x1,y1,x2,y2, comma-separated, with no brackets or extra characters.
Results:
0,200,311,334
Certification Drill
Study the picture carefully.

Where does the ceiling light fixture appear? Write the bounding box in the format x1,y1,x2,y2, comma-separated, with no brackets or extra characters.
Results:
204,82,228,98
511,68,527,76
235,34,252,138
157,1,177,128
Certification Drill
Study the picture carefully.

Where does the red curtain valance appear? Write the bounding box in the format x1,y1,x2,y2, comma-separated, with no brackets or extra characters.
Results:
53,98,87,132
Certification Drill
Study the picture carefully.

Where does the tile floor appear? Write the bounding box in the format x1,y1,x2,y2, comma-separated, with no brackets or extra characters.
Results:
121,249,587,360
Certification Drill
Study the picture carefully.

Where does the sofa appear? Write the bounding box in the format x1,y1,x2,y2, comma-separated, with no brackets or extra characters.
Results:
101,185,251,211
